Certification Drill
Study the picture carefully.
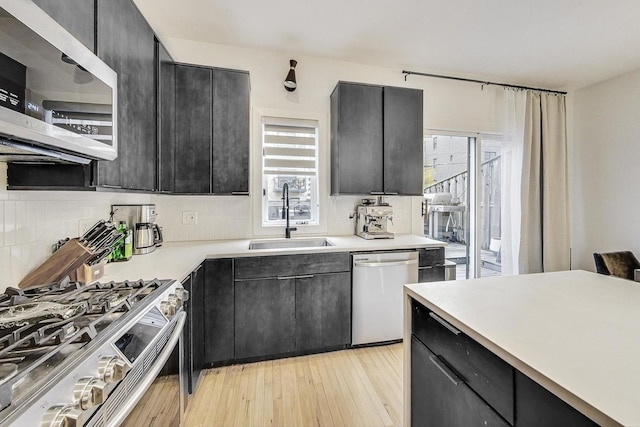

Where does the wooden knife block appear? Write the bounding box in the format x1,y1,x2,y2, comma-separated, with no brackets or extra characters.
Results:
18,238,94,289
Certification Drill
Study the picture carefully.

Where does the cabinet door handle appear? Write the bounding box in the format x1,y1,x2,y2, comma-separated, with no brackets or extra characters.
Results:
231,191,249,195
384,192,399,195
429,355,463,386
429,312,461,335
277,275,314,280
369,192,384,195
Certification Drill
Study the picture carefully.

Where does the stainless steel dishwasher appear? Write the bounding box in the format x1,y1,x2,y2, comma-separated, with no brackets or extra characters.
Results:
352,251,419,345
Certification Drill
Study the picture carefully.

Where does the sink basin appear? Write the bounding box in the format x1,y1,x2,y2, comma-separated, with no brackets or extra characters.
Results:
249,238,334,250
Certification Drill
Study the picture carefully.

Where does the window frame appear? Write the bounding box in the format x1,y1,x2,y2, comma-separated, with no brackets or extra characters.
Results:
252,108,329,238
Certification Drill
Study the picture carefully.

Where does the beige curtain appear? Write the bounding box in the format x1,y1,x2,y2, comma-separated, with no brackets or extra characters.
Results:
502,90,570,274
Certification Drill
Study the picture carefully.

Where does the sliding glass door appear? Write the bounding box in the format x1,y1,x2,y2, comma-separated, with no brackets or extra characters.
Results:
423,133,502,279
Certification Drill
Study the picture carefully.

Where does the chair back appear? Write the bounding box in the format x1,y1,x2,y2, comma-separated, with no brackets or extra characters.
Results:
593,251,640,280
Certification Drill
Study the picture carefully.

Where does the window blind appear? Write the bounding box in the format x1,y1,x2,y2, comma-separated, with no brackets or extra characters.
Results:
263,120,317,176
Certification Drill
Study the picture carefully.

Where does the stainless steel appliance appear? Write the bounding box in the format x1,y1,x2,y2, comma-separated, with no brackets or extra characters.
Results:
0,278,188,427
0,1,117,163
352,251,418,345
355,204,394,239
112,205,163,255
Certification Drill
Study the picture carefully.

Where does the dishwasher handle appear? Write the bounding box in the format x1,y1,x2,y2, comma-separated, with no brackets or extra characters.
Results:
354,259,418,268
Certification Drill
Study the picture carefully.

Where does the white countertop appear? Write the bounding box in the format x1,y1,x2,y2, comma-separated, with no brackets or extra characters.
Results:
101,234,444,283
405,270,640,427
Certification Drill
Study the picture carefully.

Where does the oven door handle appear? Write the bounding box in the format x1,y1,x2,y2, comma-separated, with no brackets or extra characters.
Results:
106,311,186,427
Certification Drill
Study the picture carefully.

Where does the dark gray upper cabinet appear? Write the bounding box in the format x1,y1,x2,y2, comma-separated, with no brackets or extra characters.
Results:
212,69,250,194
331,81,423,195
383,86,424,195
331,82,384,195
164,64,249,194
174,65,212,193
95,0,157,191
157,40,175,193
33,0,96,52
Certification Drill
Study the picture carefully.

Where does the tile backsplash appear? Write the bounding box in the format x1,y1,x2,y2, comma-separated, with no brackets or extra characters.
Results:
0,163,425,289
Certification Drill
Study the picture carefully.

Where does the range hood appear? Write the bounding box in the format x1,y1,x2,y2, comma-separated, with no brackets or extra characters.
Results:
0,0,118,164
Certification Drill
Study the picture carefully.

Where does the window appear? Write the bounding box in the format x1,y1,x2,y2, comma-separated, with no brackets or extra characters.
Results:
261,117,319,226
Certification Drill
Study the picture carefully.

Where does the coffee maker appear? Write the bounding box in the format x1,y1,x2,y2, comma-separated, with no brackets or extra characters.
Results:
355,199,394,239
111,204,163,255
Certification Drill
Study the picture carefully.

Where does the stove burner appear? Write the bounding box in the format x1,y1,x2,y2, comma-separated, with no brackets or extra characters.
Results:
0,302,87,329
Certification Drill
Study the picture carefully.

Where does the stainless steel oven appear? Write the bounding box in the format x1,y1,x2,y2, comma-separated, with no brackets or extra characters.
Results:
0,278,188,427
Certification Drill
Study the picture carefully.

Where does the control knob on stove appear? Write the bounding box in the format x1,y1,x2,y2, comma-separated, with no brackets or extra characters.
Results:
160,299,176,317
40,404,84,427
98,355,129,384
73,377,108,409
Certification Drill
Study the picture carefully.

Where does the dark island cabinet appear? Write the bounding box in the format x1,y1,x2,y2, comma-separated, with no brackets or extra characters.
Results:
410,298,599,427
95,0,157,191
163,64,249,194
33,0,96,51
234,277,296,360
183,263,205,395
203,258,234,366
295,272,351,352
331,82,423,195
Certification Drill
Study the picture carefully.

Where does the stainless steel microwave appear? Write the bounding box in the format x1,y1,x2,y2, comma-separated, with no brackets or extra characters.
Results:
0,0,117,163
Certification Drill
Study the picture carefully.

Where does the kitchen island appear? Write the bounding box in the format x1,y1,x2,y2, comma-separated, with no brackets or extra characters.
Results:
404,270,639,427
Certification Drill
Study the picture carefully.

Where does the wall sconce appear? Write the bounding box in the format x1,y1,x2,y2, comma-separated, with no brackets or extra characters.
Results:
284,59,297,92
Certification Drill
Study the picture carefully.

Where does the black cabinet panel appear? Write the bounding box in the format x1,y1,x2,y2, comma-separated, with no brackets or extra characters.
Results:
234,252,350,280
157,40,175,193
418,247,445,267
411,336,510,427
295,273,351,352
412,301,514,424
418,266,445,282
515,371,598,427
212,69,250,194
174,65,212,193
96,0,156,190
331,82,384,195
189,264,205,394
203,258,234,365
383,86,423,195
234,278,295,360
33,0,95,51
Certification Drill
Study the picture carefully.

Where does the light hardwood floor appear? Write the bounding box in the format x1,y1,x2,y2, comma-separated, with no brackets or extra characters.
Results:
184,343,403,427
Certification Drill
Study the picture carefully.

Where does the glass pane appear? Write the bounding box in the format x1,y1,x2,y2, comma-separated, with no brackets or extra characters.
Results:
424,134,469,279
479,139,502,277
265,175,313,222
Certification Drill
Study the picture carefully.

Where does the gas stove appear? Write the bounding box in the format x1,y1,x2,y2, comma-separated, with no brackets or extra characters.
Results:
0,278,187,427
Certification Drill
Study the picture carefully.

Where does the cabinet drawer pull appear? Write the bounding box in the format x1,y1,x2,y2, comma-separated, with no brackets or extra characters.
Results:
369,192,384,195
429,355,463,386
231,191,249,195
384,192,398,195
277,275,314,280
429,312,461,335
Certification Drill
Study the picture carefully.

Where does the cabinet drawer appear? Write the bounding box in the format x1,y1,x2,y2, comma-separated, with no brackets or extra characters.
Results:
418,247,444,267
412,301,514,425
234,252,350,279
411,336,510,427
418,265,445,282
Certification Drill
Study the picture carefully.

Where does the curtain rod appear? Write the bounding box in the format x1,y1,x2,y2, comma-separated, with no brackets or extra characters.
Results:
402,70,567,95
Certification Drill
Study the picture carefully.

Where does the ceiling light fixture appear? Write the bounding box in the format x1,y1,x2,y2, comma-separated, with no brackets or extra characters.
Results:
284,59,297,92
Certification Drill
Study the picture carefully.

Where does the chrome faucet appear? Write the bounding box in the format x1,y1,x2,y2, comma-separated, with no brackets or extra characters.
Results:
282,183,297,238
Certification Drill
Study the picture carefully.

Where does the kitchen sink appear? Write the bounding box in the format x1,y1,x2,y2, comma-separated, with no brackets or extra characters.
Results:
248,238,335,250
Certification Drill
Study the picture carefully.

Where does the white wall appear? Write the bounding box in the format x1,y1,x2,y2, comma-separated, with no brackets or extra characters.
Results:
571,68,640,270
0,40,505,289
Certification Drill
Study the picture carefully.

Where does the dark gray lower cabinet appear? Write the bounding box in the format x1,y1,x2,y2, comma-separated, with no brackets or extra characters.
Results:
234,278,296,360
418,265,445,282
295,273,351,352
418,247,446,282
203,259,234,365
183,264,204,394
411,336,509,427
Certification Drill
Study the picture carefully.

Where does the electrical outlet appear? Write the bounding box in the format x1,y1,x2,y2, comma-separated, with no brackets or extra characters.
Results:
182,211,197,225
